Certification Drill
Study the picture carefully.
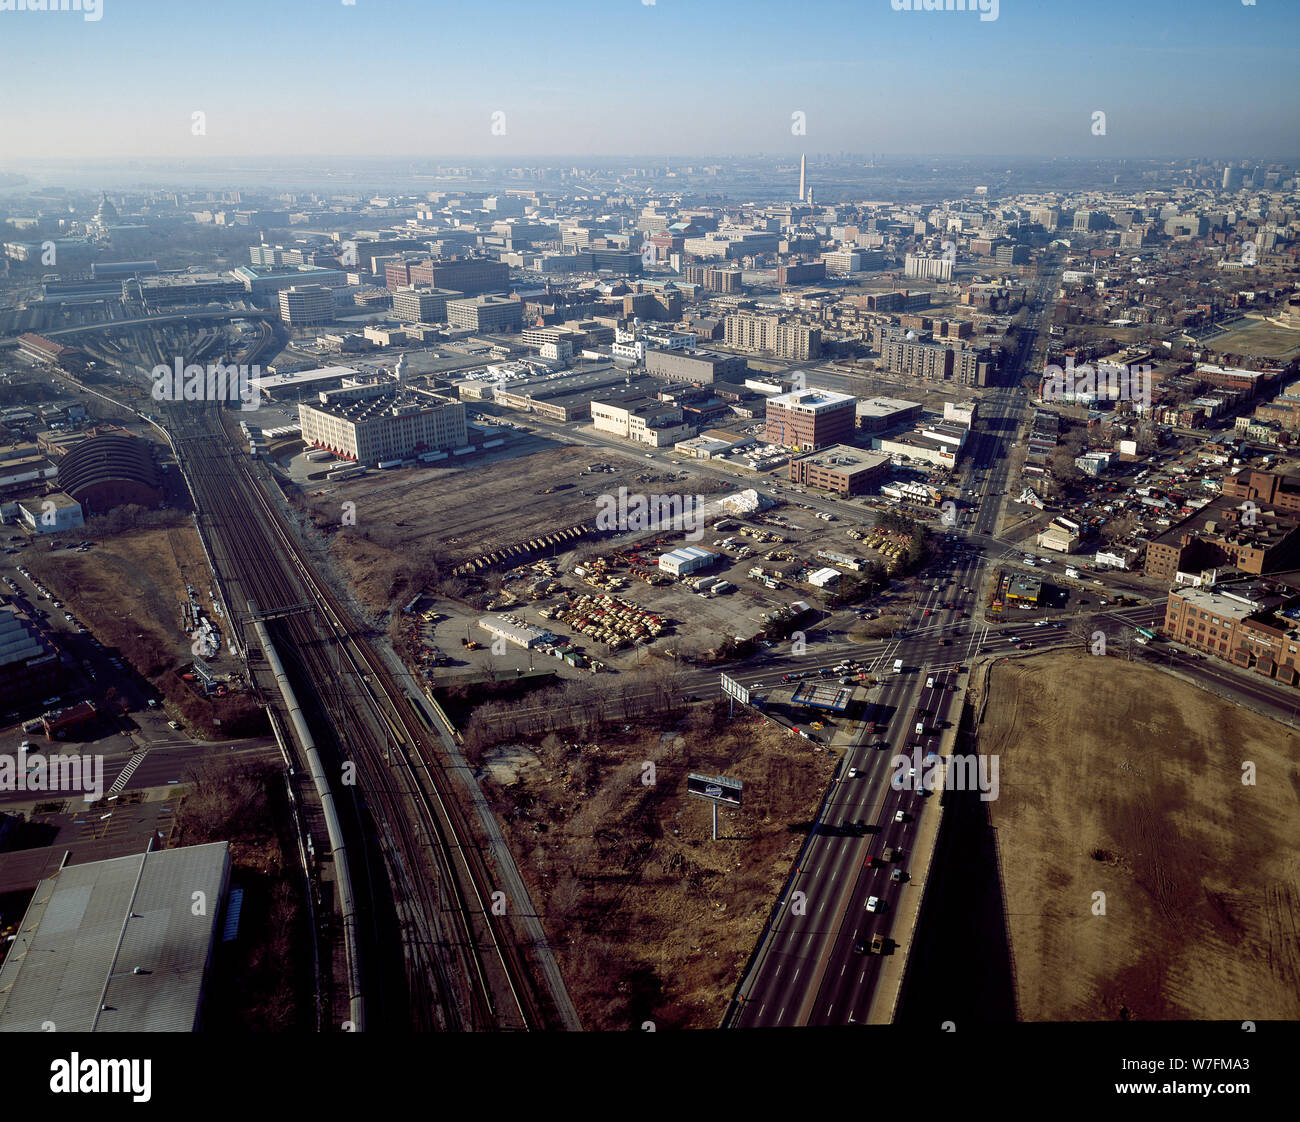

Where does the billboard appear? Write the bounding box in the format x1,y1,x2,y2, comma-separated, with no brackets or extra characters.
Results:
687,773,743,808
719,674,750,705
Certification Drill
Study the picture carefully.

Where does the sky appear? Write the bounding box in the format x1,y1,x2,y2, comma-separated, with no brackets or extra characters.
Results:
0,0,1297,162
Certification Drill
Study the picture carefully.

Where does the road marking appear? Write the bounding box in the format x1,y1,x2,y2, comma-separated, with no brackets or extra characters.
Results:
106,751,147,795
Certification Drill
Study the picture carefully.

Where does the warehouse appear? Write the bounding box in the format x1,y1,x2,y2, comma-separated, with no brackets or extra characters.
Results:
0,841,231,1032
808,567,842,588
658,546,719,577
299,389,466,465
477,614,552,649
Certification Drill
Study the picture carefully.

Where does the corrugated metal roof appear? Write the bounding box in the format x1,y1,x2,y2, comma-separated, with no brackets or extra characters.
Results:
0,842,230,1033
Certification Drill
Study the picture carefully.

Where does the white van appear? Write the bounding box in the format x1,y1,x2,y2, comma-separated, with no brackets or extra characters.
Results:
893,659,904,673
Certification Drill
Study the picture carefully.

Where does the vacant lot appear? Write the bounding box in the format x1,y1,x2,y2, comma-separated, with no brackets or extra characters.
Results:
980,649,1300,1020
478,703,834,1029
1208,317,1300,361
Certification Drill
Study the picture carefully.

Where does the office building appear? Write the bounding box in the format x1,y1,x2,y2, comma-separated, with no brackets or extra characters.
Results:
788,446,891,496
445,295,524,333
278,285,335,326
391,287,462,323
765,388,856,450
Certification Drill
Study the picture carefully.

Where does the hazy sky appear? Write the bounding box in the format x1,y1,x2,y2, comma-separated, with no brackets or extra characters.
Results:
0,0,1296,161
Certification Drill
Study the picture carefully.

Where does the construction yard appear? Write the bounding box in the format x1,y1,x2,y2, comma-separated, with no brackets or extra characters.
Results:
475,702,835,1029
305,438,931,678
971,648,1300,1021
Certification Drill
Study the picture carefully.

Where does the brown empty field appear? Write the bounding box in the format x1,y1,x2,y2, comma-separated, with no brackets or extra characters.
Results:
33,519,211,677
980,649,1300,1021
478,704,834,1029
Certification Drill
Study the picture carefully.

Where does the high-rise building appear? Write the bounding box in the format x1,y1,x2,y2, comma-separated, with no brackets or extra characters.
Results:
278,285,335,326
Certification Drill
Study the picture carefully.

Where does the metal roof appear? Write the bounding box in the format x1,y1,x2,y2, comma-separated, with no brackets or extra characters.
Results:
0,842,230,1033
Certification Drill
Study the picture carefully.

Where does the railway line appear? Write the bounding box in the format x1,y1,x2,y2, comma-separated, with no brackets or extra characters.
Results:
158,372,546,1028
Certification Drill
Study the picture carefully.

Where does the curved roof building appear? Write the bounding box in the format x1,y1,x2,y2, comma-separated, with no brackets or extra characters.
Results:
57,434,163,515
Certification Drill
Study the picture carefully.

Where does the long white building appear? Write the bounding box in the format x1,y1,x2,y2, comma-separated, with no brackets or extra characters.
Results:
299,389,467,465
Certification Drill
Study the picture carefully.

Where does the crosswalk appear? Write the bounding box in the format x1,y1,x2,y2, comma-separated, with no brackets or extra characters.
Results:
106,751,148,795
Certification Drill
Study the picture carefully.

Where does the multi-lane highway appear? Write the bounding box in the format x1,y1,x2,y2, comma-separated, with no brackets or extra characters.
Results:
727,260,1065,1028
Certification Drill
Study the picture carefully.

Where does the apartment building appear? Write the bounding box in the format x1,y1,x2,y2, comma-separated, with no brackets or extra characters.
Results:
724,314,822,361
904,254,954,282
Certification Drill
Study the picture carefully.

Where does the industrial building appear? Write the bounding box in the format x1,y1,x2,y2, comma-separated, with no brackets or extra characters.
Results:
0,603,61,704
478,614,551,649
765,389,856,450
590,394,695,448
299,389,467,465
0,842,231,1032
645,348,748,385
57,433,164,515
16,492,83,534
808,567,842,588
658,546,718,577
788,446,891,496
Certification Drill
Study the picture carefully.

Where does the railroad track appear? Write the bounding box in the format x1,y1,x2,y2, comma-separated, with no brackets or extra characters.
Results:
162,386,545,1029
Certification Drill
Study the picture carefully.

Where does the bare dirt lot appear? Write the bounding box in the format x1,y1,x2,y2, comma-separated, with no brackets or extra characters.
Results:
475,703,834,1029
978,649,1300,1020
30,520,262,734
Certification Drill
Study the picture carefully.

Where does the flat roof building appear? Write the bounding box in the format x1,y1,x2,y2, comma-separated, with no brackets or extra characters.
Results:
446,295,524,333
789,445,891,495
765,388,856,450
299,389,467,465
0,842,231,1032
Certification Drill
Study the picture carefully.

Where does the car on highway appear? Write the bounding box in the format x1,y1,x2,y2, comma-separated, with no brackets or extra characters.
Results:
866,896,884,913
894,810,906,823
891,868,905,883
1017,641,1033,650
847,767,857,779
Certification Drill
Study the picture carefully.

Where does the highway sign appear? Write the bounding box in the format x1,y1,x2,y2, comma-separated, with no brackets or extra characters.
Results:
720,673,750,705
687,773,743,807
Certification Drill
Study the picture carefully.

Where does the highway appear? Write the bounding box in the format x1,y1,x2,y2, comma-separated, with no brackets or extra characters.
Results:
726,258,1065,1027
